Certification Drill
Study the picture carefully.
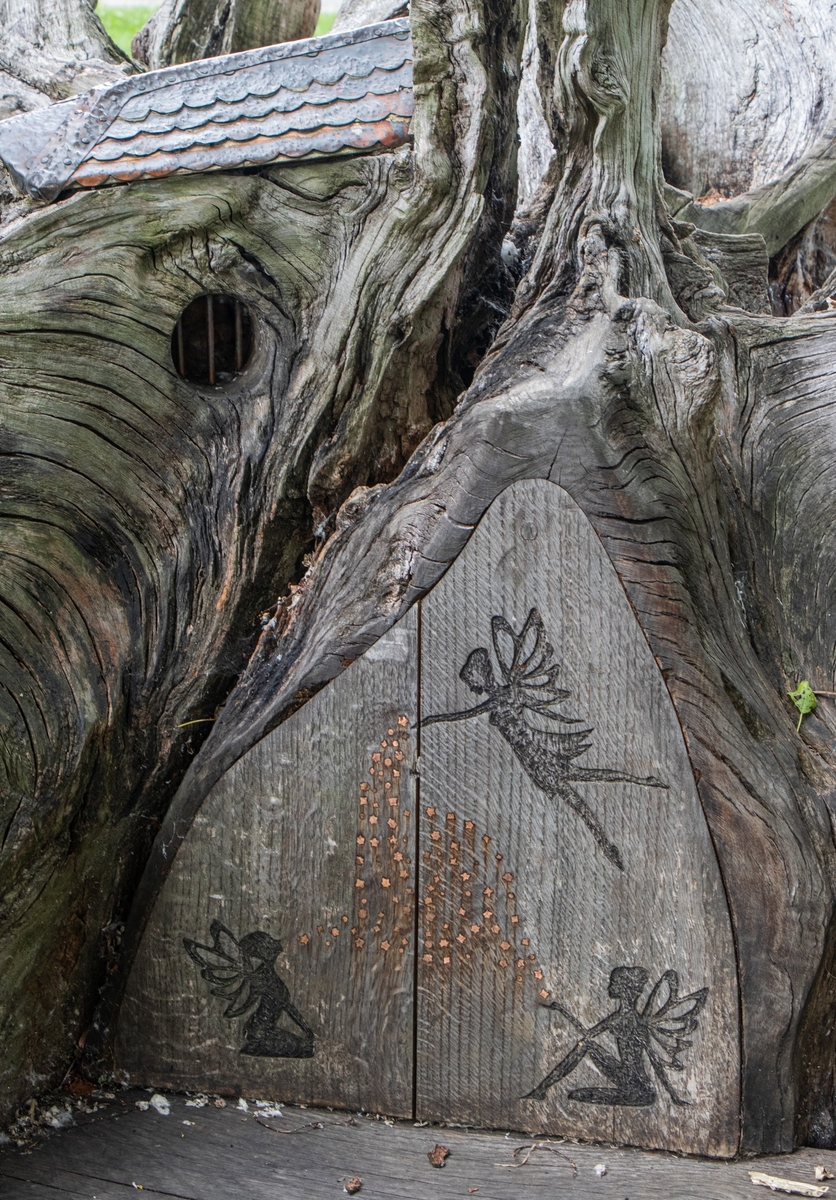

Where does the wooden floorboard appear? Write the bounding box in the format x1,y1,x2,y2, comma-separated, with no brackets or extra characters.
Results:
3,1091,836,1199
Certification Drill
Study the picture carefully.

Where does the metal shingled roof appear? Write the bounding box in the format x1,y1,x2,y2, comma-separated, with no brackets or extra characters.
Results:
0,19,413,203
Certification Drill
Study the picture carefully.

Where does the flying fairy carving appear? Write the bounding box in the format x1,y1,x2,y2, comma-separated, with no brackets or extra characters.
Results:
422,608,667,869
184,920,314,1058
524,967,709,1107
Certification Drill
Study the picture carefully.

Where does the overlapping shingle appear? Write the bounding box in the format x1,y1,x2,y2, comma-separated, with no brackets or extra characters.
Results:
0,19,413,202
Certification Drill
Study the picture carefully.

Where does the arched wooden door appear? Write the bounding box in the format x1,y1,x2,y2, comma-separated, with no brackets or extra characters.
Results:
115,480,740,1155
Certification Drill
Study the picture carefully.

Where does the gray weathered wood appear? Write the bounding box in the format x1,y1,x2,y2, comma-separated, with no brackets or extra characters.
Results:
115,614,418,1115
5,1093,836,1199
0,0,131,102
115,481,738,1155
332,0,409,34
7,0,836,1161
417,479,739,1156
123,0,836,1155
132,0,320,71
657,0,836,258
662,0,836,202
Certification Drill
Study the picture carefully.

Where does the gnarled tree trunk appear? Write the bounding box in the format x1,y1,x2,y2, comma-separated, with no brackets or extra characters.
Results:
4,0,836,1157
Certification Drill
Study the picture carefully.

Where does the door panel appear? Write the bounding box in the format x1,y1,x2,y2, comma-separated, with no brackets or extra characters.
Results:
417,480,740,1155
116,480,740,1155
115,610,418,1116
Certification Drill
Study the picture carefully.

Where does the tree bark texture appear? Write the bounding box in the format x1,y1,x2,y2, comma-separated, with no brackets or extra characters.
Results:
4,0,836,1157
132,0,321,71
0,0,131,101
0,0,522,1129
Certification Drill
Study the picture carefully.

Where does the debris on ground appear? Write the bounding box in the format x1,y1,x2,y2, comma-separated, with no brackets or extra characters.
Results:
254,1100,283,1118
595,1163,608,1177
2,1096,89,1146
214,1098,227,1108
344,1177,362,1193
43,1106,74,1130
749,1170,829,1197
817,1169,836,1183
428,1143,451,1167
184,1094,208,1108
66,1076,95,1097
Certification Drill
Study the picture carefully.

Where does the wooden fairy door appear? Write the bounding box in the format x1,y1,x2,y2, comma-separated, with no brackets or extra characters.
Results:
114,610,419,1116
416,479,740,1156
115,480,740,1154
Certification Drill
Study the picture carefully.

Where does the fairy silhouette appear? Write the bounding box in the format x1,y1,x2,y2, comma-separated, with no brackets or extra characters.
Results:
524,967,708,1106
422,607,667,869
184,920,314,1058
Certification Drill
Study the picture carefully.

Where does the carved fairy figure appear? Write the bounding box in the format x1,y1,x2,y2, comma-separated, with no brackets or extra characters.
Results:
525,967,709,1106
184,920,314,1058
422,608,667,869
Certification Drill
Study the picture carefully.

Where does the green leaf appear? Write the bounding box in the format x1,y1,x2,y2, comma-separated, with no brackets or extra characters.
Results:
787,680,817,732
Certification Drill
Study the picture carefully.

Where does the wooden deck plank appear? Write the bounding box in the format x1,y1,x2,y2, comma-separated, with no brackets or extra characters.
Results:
3,1094,836,1200
0,1172,96,1198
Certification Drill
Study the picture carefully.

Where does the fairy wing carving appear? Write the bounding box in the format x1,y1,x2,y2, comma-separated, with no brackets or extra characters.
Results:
490,609,580,717
640,970,709,1103
183,920,257,1018
643,969,709,1065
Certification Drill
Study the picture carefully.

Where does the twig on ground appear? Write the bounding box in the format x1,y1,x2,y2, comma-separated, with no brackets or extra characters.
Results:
749,1171,829,1197
495,1141,578,1174
255,1117,324,1135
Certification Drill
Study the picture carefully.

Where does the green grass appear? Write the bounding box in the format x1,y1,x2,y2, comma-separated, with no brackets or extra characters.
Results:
97,4,337,59
98,4,159,55
315,12,336,35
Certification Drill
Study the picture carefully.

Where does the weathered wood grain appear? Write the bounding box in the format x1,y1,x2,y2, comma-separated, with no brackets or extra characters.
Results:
8,0,836,1162
115,614,417,1115
332,0,409,34
770,197,836,315
657,0,836,259
0,0,131,102
417,479,739,1156
132,0,319,72
116,482,738,1153
662,0,836,202
5,1094,836,1200
519,0,836,226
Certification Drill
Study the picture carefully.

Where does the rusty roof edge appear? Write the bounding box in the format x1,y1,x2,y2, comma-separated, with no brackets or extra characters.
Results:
0,18,412,203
